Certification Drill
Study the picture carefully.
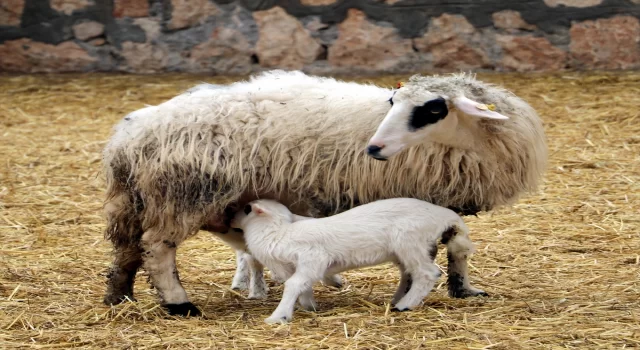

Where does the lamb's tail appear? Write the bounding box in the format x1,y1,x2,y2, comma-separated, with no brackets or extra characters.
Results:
441,221,475,260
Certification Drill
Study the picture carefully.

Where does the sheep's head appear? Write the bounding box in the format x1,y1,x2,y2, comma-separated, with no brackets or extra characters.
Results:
231,199,295,230
366,81,509,161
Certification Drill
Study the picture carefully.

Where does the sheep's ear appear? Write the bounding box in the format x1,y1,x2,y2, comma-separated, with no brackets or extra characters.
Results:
452,96,509,120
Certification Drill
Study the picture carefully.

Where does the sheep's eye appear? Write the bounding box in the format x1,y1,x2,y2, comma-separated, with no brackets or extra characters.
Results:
408,97,448,130
244,205,252,215
388,97,393,106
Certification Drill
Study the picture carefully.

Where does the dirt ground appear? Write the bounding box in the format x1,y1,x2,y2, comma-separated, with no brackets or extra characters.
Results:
0,72,638,349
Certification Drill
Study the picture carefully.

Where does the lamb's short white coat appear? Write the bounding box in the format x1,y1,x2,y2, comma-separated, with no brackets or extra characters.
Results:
233,198,484,324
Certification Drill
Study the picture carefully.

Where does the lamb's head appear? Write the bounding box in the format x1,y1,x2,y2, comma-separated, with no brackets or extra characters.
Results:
231,199,295,230
366,78,510,161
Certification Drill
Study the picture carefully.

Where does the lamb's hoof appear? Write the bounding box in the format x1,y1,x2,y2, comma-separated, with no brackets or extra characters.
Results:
247,291,268,300
323,275,343,289
231,280,248,291
265,315,291,324
270,273,287,284
103,294,136,305
164,302,202,317
299,302,318,312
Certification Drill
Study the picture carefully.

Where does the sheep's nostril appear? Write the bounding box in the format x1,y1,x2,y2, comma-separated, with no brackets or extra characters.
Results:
367,144,384,155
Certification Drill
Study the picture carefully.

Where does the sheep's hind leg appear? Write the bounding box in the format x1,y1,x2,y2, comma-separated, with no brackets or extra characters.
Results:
104,243,143,305
447,250,487,298
141,231,200,317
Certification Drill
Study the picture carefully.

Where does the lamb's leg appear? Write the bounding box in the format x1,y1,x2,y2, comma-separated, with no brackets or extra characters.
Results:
322,274,343,289
141,231,200,316
391,263,412,305
247,255,268,299
297,287,317,311
447,250,487,298
231,250,250,291
104,243,143,305
393,263,440,311
265,263,325,324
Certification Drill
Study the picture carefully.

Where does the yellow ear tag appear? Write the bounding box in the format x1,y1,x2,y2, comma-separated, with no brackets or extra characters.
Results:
487,104,496,111
396,81,405,89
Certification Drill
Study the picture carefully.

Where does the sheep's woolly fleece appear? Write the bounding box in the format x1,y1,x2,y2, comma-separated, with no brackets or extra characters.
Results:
102,70,547,248
0,72,638,349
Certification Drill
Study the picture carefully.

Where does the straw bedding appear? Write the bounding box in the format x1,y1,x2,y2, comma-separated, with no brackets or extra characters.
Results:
0,72,638,349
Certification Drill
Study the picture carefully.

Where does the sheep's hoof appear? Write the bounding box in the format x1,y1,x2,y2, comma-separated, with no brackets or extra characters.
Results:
265,315,291,324
450,288,488,299
391,306,410,312
164,302,202,317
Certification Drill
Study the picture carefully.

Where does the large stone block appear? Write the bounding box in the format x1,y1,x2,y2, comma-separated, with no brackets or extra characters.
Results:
0,38,96,72
0,0,24,26
167,0,219,30
113,0,148,18
253,7,322,69
120,42,167,73
328,9,414,71
414,14,490,70
50,0,93,15
190,26,253,74
570,16,640,69
497,35,568,71
492,10,536,31
544,0,603,7
72,21,104,41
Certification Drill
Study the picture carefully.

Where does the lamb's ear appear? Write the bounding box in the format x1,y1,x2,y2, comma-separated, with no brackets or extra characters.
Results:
251,203,269,216
452,96,509,120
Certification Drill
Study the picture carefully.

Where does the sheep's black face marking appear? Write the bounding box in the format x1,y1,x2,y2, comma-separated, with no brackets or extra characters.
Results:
409,97,448,130
244,205,252,215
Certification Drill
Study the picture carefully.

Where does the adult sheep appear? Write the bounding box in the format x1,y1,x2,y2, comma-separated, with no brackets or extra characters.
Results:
102,70,547,316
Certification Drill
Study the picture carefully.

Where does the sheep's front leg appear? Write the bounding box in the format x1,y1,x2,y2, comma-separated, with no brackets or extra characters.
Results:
231,250,250,291
265,263,325,324
141,232,200,317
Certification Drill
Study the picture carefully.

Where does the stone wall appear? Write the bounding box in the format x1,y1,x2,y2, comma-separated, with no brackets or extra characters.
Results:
1,0,639,74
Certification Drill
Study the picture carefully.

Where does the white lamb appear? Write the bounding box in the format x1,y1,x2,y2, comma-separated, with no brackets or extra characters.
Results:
210,214,343,299
232,198,485,324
